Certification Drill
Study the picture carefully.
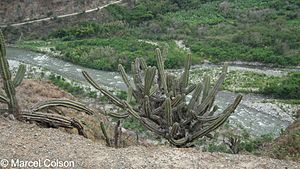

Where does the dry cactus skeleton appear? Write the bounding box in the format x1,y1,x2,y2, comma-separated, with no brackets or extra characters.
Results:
83,49,243,147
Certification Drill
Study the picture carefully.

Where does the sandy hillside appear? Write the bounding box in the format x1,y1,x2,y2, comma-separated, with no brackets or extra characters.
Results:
0,117,299,169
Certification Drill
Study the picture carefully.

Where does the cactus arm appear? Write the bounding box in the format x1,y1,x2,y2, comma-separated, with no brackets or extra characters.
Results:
20,111,88,137
0,31,10,80
185,84,196,95
150,115,165,126
127,87,133,103
170,122,180,138
32,99,95,115
82,71,126,108
208,105,219,116
144,66,156,96
144,95,151,117
0,32,6,57
83,71,141,119
172,102,186,122
149,84,159,96
114,120,121,148
191,95,242,141
3,81,19,114
203,97,216,117
164,98,172,126
0,31,20,117
100,122,111,146
187,83,202,110
140,117,165,135
196,72,226,115
166,73,175,94
201,76,210,104
179,54,192,91
131,60,143,93
197,64,228,115
123,101,141,119
169,137,189,147
13,64,26,87
107,112,130,119
152,94,181,115
152,95,183,116
155,48,168,94
140,58,148,70
171,94,184,107
118,64,134,89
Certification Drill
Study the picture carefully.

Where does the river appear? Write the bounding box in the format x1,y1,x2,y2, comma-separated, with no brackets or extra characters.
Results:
6,47,298,137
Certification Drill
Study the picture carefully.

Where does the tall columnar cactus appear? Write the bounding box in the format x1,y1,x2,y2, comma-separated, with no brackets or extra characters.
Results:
0,31,26,119
0,31,96,138
83,48,243,147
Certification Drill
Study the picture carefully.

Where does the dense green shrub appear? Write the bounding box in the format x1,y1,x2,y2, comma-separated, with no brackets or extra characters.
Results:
50,21,129,40
106,1,177,25
263,72,300,99
189,39,300,66
240,134,274,153
197,122,275,154
51,36,197,71
261,117,300,161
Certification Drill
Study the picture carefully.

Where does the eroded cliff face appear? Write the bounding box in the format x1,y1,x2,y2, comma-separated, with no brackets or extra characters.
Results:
0,0,112,23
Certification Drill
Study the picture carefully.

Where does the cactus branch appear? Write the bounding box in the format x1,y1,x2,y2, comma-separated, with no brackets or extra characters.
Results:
13,64,26,87
20,111,88,138
118,64,133,89
179,54,192,91
32,99,95,115
82,71,126,108
144,66,156,96
0,30,20,118
191,95,242,141
100,122,111,146
156,48,168,94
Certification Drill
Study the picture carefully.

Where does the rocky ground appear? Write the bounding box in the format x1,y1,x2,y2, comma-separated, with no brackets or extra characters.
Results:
0,78,299,169
0,117,299,169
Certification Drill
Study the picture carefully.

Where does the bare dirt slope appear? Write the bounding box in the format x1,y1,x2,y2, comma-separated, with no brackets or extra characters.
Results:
0,118,299,169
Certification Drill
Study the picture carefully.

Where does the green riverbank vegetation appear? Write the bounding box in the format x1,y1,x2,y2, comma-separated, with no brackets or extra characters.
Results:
17,0,299,71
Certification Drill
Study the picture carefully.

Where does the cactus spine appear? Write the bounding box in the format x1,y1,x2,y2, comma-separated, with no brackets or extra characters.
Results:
83,48,243,147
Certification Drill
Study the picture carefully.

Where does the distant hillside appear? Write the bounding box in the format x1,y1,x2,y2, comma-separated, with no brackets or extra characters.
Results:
0,0,110,23
16,0,300,71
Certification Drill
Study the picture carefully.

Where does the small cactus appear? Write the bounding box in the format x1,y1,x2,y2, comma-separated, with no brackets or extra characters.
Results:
83,48,243,147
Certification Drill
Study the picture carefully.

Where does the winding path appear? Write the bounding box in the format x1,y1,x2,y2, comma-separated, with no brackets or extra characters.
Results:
0,0,122,28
